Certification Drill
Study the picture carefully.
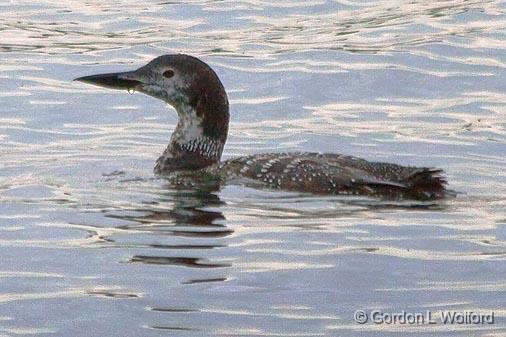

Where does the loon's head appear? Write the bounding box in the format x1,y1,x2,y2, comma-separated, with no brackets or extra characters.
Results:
75,54,229,172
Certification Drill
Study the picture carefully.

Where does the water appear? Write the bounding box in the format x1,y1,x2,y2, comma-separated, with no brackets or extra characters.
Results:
1,0,505,336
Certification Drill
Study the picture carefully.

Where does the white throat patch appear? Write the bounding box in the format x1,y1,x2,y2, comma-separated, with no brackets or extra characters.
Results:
170,104,204,144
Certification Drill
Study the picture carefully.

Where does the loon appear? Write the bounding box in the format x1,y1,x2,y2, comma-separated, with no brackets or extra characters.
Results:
75,54,448,200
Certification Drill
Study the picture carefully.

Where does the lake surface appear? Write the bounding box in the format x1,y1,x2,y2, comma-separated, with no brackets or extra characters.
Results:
1,1,505,336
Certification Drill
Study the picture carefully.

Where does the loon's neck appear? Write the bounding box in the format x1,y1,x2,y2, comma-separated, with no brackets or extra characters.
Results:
154,90,229,173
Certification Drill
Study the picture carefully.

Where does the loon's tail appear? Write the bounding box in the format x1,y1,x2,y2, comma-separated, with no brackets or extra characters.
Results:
404,168,448,200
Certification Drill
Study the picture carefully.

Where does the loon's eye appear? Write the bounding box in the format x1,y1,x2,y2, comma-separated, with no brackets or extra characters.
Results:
163,69,175,79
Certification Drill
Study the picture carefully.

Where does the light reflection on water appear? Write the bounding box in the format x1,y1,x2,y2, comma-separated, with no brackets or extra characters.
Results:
1,0,505,336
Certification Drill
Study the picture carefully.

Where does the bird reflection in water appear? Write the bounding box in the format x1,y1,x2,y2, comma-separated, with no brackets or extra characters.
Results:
104,178,232,270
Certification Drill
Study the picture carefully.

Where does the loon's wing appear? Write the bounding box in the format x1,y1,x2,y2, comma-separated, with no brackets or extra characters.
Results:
220,152,447,200
324,153,447,199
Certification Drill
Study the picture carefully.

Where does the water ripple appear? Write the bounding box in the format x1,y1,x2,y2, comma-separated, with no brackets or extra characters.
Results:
1,1,505,336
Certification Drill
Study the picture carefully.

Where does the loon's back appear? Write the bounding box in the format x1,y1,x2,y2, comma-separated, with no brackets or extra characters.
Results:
219,152,447,200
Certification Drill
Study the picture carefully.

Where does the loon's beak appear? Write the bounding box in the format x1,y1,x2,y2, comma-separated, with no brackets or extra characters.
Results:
74,71,141,90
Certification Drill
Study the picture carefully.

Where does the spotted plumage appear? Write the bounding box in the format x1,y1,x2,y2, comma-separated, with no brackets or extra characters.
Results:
75,54,449,200
217,152,446,200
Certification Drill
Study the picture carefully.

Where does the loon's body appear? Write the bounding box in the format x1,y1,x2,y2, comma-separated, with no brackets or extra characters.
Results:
75,54,448,200
219,153,444,199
